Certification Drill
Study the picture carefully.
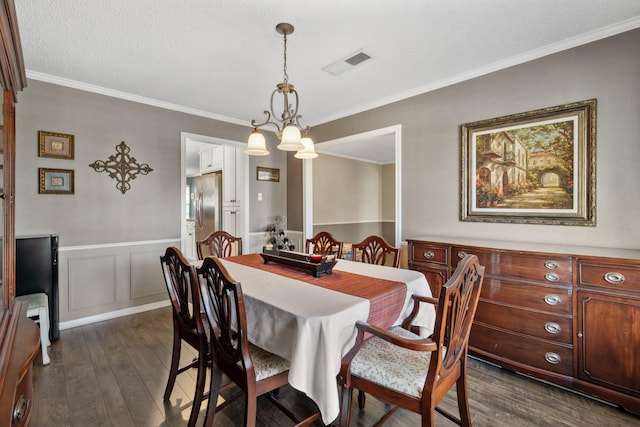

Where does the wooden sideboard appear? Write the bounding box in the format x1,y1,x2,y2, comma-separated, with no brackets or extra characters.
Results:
408,236,640,415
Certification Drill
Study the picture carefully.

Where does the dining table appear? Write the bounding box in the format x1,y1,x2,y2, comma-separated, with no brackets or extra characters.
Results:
211,253,436,425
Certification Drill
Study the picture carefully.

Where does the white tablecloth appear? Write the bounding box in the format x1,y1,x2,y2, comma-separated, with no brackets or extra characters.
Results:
218,258,435,424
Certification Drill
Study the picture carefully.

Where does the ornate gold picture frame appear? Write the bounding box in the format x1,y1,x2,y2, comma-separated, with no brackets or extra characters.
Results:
38,130,75,160
39,168,75,194
460,99,596,226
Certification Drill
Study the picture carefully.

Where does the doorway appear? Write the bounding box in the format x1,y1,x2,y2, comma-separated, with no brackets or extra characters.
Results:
180,132,249,259
302,125,401,247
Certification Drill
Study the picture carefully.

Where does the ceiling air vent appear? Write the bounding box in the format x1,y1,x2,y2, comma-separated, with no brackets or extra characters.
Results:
322,50,372,76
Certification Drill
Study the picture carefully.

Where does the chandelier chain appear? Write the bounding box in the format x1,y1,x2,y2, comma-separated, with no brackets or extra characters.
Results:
282,31,289,83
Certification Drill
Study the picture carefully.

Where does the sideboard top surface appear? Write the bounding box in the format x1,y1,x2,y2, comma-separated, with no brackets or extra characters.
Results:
408,236,640,262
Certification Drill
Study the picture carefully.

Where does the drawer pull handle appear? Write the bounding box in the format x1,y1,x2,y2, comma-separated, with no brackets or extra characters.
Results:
423,250,435,259
544,294,561,305
604,272,625,285
545,273,560,282
544,322,561,334
457,251,467,259
544,352,561,364
544,261,559,270
13,395,29,423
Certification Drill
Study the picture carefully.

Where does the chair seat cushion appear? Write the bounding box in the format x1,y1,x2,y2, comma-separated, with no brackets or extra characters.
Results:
351,326,432,398
249,343,290,381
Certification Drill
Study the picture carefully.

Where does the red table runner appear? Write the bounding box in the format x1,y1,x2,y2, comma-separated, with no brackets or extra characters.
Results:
226,253,407,330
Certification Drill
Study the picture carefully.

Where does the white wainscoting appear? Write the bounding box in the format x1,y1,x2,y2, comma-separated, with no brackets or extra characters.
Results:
58,235,306,331
58,239,178,330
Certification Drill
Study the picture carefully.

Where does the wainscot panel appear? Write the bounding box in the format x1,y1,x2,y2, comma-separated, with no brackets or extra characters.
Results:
59,239,178,324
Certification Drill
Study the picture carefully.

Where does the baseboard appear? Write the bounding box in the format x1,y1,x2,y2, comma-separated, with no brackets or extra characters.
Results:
59,299,171,331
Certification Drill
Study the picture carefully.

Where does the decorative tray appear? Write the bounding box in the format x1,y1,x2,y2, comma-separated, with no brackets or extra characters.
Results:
260,250,337,277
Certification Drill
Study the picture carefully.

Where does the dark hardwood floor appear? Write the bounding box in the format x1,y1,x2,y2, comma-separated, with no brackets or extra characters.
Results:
32,307,640,426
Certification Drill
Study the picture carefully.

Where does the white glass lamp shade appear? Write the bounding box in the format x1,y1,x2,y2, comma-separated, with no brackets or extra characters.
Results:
245,129,269,156
294,135,318,159
277,125,304,151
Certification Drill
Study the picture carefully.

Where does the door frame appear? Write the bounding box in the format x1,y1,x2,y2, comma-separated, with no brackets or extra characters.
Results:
302,124,402,246
180,132,249,256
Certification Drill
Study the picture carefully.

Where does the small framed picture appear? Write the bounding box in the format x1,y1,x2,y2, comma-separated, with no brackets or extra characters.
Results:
256,166,280,182
38,130,75,160
39,168,75,194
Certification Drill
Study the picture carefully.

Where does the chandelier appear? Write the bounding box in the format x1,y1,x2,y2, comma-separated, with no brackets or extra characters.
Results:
245,23,317,159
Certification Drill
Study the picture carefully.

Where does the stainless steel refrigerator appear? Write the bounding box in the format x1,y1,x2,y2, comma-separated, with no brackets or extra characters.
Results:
194,171,222,242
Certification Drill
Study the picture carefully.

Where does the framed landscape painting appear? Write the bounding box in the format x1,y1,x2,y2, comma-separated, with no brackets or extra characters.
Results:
460,99,596,226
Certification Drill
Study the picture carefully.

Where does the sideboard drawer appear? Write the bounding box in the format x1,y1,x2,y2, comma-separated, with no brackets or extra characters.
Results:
410,242,448,266
452,247,572,284
480,278,571,315
578,262,640,293
475,301,572,343
470,323,573,376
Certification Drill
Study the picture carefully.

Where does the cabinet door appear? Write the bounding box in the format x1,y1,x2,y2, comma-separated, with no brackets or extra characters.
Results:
222,206,238,235
577,291,640,398
200,146,223,173
184,222,195,260
222,146,238,205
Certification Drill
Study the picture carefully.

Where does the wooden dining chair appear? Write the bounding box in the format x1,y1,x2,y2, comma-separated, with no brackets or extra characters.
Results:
196,230,243,259
160,246,209,427
305,231,344,258
337,254,485,427
196,256,321,427
351,235,400,268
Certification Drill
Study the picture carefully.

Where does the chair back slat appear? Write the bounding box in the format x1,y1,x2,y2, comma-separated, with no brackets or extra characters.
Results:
197,257,254,379
427,254,484,389
160,246,204,335
351,235,400,268
305,231,344,258
196,231,243,259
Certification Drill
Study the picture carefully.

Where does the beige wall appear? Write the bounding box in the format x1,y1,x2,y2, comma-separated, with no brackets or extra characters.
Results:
308,28,640,250
16,80,288,245
15,80,287,323
312,155,395,244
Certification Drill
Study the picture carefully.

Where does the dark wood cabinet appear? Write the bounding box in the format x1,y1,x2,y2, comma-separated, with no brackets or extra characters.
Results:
407,240,450,297
575,259,640,414
0,2,39,425
407,237,640,414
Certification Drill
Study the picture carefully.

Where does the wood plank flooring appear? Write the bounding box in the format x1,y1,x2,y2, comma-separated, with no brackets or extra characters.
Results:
32,307,640,426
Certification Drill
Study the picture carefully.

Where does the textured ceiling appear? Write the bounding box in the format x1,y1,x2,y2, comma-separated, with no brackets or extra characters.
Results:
15,1,640,152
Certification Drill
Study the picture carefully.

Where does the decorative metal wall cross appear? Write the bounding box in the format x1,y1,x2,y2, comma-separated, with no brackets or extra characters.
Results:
89,141,153,194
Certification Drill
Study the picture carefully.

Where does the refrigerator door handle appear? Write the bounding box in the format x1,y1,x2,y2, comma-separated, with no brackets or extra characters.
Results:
196,192,204,227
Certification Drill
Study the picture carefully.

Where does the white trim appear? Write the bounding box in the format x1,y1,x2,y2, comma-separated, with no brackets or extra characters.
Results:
59,238,179,252
310,17,640,126
26,18,640,129
59,300,171,331
313,220,396,226
26,70,249,126
180,132,250,257
304,125,402,247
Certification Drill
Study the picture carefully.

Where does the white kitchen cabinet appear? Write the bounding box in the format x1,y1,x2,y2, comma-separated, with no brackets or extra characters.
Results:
222,146,241,205
185,219,196,259
222,206,240,235
200,145,223,174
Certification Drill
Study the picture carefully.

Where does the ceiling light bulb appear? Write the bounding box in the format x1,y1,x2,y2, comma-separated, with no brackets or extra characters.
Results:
277,125,304,151
245,129,269,156
295,136,318,159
